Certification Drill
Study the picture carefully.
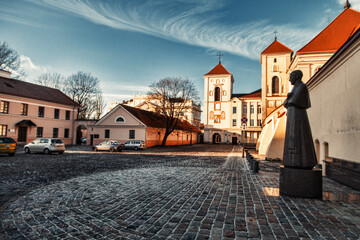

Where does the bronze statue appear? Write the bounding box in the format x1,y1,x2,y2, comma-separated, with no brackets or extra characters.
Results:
283,70,317,169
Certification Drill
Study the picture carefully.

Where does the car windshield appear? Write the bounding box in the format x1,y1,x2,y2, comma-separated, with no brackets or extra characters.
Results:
100,141,108,145
51,139,63,144
0,138,16,143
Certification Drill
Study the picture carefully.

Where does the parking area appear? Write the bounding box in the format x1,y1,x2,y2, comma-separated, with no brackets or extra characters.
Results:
0,145,359,239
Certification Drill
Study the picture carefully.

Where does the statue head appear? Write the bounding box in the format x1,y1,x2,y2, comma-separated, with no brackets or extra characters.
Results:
289,70,303,85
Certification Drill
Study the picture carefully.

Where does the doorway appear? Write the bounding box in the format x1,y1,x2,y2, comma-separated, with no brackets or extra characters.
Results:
212,133,221,144
232,137,237,145
18,126,27,142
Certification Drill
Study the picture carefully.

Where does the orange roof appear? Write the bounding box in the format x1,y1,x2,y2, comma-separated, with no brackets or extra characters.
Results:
205,64,232,75
297,8,360,53
261,40,293,54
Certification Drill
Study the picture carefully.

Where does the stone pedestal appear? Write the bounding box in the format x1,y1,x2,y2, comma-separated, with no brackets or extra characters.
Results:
280,165,322,199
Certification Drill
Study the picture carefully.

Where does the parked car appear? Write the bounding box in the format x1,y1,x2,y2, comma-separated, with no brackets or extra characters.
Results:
0,137,17,157
92,140,124,152
24,138,65,154
124,140,146,150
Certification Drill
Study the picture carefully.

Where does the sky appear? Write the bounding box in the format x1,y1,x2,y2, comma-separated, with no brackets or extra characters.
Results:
0,0,358,114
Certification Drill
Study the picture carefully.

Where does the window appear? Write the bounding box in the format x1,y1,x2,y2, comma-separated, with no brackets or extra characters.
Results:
105,129,110,138
21,104,28,116
215,103,221,110
66,110,71,120
250,104,254,114
116,116,125,122
233,107,237,114
232,119,237,127
214,87,221,101
38,106,45,117
64,128,69,138
243,104,247,114
0,101,9,114
94,134,99,139
250,120,254,126
257,119,262,126
272,76,280,94
214,115,221,123
53,128,58,138
129,130,135,139
274,58,277,63
0,125,7,136
36,127,43,137
54,109,60,119
40,139,49,143
257,105,261,114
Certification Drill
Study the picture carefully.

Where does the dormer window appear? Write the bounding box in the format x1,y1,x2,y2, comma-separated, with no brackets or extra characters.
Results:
115,116,125,123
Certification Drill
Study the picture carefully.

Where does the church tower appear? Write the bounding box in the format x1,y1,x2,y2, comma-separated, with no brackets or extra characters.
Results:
203,63,234,143
260,38,293,121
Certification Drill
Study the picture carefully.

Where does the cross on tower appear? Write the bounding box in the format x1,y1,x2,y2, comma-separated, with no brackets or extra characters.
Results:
274,30,278,41
217,52,223,64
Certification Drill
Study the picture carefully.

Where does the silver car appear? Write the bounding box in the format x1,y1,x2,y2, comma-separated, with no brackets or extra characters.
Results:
124,140,146,150
24,138,65,154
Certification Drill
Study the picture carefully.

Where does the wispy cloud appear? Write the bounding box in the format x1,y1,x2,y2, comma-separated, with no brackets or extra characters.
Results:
35,0,317,60
19,55,50,82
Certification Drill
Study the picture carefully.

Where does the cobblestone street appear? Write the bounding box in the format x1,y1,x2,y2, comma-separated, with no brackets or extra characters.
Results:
0,145,359,239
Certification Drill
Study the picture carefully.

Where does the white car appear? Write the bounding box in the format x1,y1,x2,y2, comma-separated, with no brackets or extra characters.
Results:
124,140,145,150
24,138,65,154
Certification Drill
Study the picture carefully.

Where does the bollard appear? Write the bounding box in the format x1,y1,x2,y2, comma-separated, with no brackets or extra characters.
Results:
252,160,259,173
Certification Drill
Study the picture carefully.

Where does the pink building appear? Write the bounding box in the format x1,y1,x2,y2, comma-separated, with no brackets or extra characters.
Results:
88,104,200,147
0,70,79,145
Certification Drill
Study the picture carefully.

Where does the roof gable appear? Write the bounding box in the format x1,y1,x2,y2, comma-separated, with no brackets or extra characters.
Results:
121,105,201,133
261,40,293,54
0,77,79,107
298,8,360,53
232,89,262,99
205,64,232,75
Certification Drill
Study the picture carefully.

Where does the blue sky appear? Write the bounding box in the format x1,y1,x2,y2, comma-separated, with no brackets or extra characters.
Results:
0,0,357,111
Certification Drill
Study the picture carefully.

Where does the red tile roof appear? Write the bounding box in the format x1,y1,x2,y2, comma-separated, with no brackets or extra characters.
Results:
205,64,232,75
297,8,360,53
121,104,201,133
232,89,262,99
0,77,79,107
261,40,293,54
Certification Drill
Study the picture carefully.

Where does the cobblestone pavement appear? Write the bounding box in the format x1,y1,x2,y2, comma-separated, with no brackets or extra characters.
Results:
0,145,360,239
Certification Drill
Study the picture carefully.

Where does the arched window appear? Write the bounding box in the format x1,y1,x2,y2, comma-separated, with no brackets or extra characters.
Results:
214,87,221,101
315,140,320,162
115,116,125,123
250,104,254,114
274,58,277,63
272,76,280,94
243,104,247,114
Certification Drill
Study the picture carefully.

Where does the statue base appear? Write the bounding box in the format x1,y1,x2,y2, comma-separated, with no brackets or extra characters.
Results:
280,165,322,199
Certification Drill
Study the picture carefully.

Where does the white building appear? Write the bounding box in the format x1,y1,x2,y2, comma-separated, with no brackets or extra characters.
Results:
203,63,262,144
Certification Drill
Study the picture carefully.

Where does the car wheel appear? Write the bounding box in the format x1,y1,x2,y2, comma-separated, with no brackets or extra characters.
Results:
58,151,64,154
110,147,115,152
24,147,30,154
8,152,15,157
44,148,50,155
134,146,138,150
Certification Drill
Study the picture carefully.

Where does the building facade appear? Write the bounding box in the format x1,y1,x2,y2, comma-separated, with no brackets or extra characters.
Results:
203,63,262,144
0,70,79,145
88,104,200,147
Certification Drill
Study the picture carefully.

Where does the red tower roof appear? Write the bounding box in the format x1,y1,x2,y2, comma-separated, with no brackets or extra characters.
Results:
261,40,293,54
297,8,360,53
205,64,232,75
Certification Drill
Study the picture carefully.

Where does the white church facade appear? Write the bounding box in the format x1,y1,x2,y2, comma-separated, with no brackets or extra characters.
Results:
203,63,262,144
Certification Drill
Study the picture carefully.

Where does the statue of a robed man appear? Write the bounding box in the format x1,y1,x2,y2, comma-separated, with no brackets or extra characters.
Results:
280,70,322,198
283,70,317,168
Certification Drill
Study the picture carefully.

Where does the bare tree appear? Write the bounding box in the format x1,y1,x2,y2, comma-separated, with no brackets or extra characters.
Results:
36,72,65,90
88,92,105,120
0,41,25,78
64,71,101,119
148,77,199,145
